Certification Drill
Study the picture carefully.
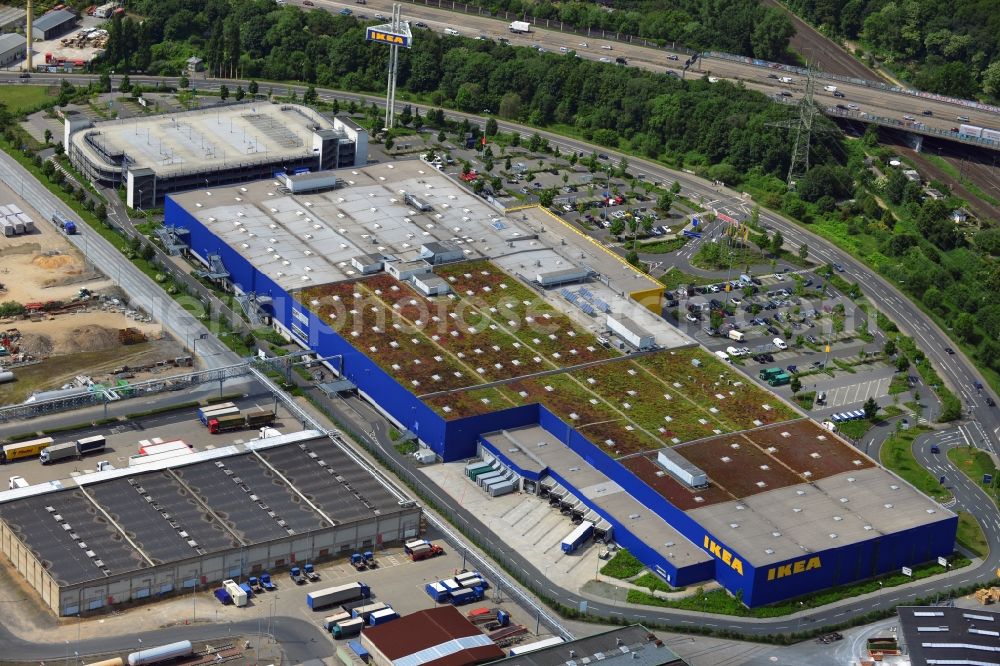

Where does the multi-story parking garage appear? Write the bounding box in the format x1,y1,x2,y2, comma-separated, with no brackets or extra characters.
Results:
0,430,419,615
160,162,956,608
65,102,368,209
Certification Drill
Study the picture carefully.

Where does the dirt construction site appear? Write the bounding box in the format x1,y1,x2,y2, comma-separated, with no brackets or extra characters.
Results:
0,180,185,404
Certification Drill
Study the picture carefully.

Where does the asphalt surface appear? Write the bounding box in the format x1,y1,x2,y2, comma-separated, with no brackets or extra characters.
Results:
287,0,1000,136
0,150,240,371
915,428,1000,570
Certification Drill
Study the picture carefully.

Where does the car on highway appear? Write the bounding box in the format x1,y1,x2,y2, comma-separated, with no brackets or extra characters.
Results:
903,115,915,122
766,73,778,79
833,263,845,272
18,72,29,79
579,42,588,48
987,396,996,407
444,27,460,35
922,109,933,116
338,8,352,15
833,90,845,98
836,104,848,110
666,54,679,60
615,57,628,65
415,21,428,28
599,57,612,63
958,115,969,122
601,44,613,50
779,91,793,97
944,347,955,354
375,13,386,19
303,0,314,5
847,103,859,110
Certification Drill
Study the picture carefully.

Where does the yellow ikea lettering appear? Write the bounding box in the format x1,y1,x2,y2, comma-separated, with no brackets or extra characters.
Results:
703,535,744,576
370,31,405,45
766,556,821,581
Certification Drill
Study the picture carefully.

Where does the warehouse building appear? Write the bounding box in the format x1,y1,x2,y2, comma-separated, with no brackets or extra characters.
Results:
0,430,420,615
0,5,27,32
0,31,25,67
897,605,1000,665
491,625,688,665
161,164,955,607
360,606,505,666
32,8,77,40
66,103,368,209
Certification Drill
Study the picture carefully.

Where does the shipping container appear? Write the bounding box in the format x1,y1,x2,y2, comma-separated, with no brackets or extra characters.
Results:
453,571,482,586
449,586,484,605
561,521,594,553
76,435,107,456
222,579,247,607
467,463,497,481
508,637,565,655
322,611,352,631
404,538,430,554
350,601,389,620
197,402,237,424
139,440,192,456
425,581,449,602
199,406,240,424
368,607,399,626
332,617,364,638
208,413,247,434
476,469,506,488
347,641,369,660
306,582,370,610
39,441,79,464
2,437,54,463
489,479,517,497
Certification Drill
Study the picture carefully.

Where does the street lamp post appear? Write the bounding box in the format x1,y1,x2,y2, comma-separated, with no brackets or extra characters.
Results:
192,332,207,357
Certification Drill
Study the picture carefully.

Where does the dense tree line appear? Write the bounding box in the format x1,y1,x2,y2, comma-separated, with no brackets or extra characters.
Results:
100,0,831,179
783,0,1000,99
454,0,794,61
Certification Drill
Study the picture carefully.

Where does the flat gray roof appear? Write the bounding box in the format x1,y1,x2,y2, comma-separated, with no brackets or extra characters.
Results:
171,160,535,292
0,432,409,586
70,103,335,180
898,606,1000,666
688,466,955,566
491,625,686,666
483,426,710,569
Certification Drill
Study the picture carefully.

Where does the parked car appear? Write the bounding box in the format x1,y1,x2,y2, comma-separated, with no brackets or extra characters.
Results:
773,337,788,350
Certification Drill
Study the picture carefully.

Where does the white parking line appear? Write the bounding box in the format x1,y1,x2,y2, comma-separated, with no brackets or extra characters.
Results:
827,377,892,408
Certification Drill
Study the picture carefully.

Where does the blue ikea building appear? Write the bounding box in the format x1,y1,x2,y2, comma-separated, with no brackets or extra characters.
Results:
165,178,957,608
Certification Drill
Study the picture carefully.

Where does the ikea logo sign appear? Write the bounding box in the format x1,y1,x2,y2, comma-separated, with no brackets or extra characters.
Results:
703,536,744,575
766,557,821,581
366,29,410,47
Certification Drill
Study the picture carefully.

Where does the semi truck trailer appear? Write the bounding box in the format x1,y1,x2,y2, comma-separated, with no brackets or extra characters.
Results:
39,435,106,464
306,582,371,610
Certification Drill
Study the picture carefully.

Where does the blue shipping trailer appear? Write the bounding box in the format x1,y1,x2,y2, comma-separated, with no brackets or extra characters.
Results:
348,641,369,660
561,520,594,554
425,581,449,602
368,608,399,626
449,585,483,606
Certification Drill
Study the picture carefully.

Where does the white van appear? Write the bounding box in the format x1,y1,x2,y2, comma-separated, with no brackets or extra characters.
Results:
779,76,794,84
714,350,730,363
444,28,460,36
8,475,28,490
773,337,788,350
728,329,746,342
726,346,741,357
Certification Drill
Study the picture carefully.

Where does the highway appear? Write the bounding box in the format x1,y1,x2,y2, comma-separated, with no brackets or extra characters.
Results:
289,0,1000,138
1,72,998,646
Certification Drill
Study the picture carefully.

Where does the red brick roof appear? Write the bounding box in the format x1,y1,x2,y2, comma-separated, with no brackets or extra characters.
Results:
362,606,505,666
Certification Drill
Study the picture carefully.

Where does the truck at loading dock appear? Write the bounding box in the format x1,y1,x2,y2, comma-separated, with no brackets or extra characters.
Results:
39,435,107,464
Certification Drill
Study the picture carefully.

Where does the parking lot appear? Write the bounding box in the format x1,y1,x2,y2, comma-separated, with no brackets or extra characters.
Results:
2,398,299,487
658,270,891,412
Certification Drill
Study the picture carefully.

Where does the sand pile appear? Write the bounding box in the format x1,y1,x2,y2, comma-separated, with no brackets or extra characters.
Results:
59,325,122,353
32,253,78,270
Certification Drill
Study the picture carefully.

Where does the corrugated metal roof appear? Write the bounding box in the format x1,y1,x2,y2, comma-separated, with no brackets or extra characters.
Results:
0,32,24,54
394,634,494,666
33,8,75,32
362,606,504,664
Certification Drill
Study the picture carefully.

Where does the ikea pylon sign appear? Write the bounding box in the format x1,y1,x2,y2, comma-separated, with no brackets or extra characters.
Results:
366,27,411,48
